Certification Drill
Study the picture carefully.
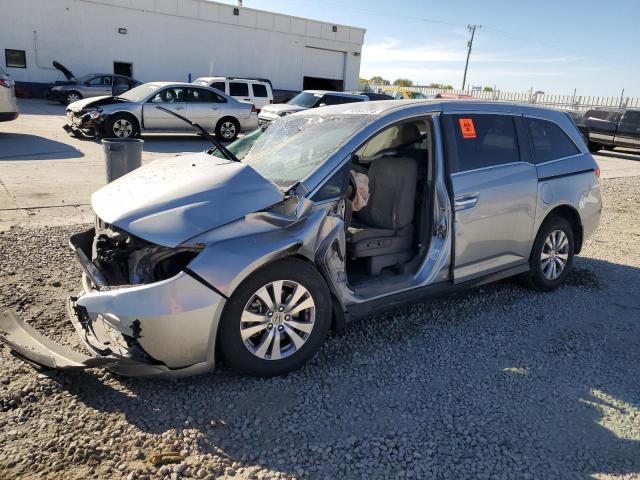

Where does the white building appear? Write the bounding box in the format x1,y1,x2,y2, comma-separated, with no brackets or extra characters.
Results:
1,0,365,96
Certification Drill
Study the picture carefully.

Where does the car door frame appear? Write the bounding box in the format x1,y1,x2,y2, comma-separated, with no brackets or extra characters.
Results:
614,110,640,148
228,80,252,104
442,108,538,284
141,86,190,132
186,87,226,132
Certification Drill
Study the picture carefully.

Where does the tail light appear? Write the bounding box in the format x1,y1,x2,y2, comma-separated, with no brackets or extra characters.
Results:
0,79,14,88
251,104,257,113
594,166,601,178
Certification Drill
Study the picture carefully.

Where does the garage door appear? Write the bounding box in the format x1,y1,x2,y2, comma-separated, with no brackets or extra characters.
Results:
303,47,345,81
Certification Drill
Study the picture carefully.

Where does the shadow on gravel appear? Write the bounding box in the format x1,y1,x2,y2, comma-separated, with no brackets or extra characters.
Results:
0,133,84,161
54,256,640,478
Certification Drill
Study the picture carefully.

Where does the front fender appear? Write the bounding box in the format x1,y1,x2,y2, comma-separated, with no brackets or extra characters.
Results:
187,207,333,298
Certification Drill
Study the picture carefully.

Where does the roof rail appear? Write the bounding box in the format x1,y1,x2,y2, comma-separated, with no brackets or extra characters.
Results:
227,77,273,87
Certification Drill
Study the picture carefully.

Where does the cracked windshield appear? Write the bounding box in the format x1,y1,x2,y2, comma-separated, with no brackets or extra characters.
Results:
217,114,371,189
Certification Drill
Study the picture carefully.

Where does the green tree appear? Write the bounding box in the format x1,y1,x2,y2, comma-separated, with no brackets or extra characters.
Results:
483,86,494,92
369,76,390,85
393,78,414,87
427,83,453,89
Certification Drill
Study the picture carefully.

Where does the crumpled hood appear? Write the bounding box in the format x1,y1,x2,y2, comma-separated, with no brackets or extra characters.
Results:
260,103,308,116
67,96,125,113
91,152,283,247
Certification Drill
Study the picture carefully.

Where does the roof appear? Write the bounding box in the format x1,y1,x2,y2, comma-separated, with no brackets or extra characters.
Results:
301,99,576,121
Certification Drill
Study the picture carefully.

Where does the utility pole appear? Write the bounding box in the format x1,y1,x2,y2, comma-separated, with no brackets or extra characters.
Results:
462,24,480,91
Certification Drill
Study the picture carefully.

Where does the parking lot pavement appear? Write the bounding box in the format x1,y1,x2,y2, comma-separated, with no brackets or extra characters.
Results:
0,99,212,230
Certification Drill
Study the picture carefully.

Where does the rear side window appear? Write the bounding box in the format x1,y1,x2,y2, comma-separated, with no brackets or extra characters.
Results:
526,118,579,163
621,111,640,128
444,114,520,172
188,88,225,103
229,82,249,97
252,83,268,97
210,81,226,92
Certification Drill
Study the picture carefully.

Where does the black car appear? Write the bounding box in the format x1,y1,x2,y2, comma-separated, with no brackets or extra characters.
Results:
46,61,141,105
577,107,640,152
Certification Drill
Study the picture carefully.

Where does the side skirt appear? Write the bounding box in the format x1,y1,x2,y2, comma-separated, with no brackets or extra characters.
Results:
346,263,529,320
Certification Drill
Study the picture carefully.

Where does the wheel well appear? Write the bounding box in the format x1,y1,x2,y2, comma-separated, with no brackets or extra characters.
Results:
289,253,346,332
542,205,583,253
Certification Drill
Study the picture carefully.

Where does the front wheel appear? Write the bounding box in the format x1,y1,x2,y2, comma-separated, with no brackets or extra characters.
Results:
105,114,139,139
64,91,82,105
522,215,575,291
219,258,331,377
215,118,240,141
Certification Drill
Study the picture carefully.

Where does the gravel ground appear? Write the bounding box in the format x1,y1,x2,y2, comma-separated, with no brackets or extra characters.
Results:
1,176,639,480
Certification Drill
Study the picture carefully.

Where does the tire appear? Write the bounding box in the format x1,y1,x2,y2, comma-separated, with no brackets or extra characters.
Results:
105,114,139,139
64,91,83,105
219,258,331,377
522,215,575,291
587,141,601,153
215,117,240,141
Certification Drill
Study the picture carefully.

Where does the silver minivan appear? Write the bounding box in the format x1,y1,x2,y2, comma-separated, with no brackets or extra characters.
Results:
1,100,602,378
0,67,19,122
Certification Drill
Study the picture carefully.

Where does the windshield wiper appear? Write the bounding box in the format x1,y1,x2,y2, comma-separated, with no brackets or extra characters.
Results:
154,106,240,163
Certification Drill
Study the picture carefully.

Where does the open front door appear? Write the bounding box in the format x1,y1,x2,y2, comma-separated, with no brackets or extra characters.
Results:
444,113,538,283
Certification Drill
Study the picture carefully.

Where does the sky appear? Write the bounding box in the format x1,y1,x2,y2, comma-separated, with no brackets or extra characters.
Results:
218,0,640,97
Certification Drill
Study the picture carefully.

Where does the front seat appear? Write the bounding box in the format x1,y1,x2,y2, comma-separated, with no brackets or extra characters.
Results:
347,154,418,275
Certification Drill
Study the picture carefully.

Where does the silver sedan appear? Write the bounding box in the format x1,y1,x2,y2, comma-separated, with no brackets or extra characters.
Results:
64,82,258,141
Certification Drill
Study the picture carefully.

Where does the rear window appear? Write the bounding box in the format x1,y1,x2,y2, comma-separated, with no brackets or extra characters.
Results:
252,83,268,97
444,114,520,173
229,82,249,97
526,118,580,163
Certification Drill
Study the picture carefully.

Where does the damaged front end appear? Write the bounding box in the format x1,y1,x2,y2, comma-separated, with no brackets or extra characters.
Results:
1,222,226,378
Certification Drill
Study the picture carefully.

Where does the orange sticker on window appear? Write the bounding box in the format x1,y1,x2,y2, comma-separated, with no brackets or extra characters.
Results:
458,118,476,139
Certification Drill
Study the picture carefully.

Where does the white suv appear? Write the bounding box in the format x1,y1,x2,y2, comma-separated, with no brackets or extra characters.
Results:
0,67,19,122
193,77,273,111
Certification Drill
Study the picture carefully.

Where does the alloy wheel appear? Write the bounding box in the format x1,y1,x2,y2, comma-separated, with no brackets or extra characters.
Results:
220,122,237,139
540,229,569,280
66,93,80,103
240,280,316,360
113,119,133,138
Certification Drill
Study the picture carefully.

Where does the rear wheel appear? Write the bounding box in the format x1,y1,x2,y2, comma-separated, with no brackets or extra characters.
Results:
215,117,240,141
522,215,575,291
105,114,139,139
219,258,331,377
64,91,82,105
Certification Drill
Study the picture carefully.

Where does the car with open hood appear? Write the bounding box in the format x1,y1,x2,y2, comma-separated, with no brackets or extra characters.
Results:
258,90,367,125
46,61,140,105
1,100,602,378
64,81,258,141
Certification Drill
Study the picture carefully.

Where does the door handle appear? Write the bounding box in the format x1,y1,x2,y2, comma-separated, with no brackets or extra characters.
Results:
243,98,251,101
454,193,479,211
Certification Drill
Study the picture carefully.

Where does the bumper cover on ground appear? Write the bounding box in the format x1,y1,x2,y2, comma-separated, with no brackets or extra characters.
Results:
0,309,142,370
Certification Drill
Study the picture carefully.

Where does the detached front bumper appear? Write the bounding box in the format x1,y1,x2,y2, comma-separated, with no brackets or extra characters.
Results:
0,229,227,378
